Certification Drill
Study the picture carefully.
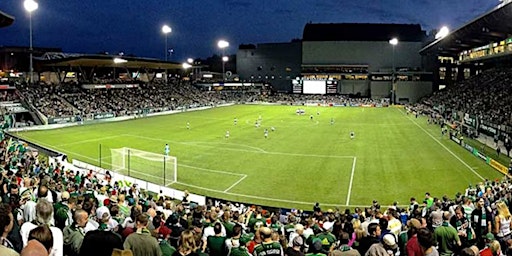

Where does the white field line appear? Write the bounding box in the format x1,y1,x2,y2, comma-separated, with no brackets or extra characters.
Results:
179,164,245,176
184,141,267,153
224,175,248,192
173,180,376,208
345,157,357,206
55,134,125,147
399,109,485,181
125,134,355,158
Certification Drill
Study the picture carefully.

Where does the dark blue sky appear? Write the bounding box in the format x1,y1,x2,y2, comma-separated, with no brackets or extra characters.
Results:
0,1,497,62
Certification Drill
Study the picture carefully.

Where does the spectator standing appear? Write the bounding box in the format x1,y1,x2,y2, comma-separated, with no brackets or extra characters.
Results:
62,209,88,256
20,199,63,256
124,213,161,256
0,203,18,256
471,197,492,249
253,227,283,256
206,222,227,256
433,212,461,256
417,228,439,256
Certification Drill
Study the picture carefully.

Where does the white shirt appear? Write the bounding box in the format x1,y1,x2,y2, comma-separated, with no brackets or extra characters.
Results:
20,222,63,256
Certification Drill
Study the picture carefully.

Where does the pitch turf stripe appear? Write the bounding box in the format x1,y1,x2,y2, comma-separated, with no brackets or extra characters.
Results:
399,109,485,181
179,164,245,176
55,134,125,147
224,175,248,192
345,157,357,206
125,134,354,158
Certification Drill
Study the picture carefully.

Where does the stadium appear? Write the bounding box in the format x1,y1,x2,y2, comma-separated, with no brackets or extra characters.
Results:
1,1,512,256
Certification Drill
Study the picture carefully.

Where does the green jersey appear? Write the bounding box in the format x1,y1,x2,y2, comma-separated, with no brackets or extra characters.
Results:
253,241,283,256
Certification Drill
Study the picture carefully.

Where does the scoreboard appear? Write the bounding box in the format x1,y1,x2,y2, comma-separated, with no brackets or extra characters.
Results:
293,78,338,94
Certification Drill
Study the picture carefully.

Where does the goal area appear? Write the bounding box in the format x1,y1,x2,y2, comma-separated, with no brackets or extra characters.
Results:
110,147,177,185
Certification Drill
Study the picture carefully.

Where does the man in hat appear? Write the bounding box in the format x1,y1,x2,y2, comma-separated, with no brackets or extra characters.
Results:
285,235,305,256
405,218,423,256
365,233,398,256
316,221,336,252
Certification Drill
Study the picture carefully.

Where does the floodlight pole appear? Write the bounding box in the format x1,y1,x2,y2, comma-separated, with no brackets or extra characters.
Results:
389,38,398,105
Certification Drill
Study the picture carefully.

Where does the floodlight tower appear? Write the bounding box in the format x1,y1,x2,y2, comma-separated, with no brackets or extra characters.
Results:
389,38,398,105
24,0,38,85
162,25,172,61
217,40,229,81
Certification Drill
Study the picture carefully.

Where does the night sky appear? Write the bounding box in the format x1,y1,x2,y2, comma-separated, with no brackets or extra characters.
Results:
0,1,498,62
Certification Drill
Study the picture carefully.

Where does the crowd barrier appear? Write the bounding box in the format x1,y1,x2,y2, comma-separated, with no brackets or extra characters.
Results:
49,156,206,205
450,134,509,176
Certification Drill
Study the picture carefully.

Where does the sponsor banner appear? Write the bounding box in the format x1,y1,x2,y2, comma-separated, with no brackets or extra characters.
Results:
479,123,497,135
464,143,474,153
464,113,477,128
82,84,139,89
472,149,488,162
48,116,74,124
93,112,115,120
489,159,508,175
451,135,461,144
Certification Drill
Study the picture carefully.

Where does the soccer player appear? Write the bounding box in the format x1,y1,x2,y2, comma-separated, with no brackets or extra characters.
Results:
330,118,334,125
186,122,190,130
310,115,314,121
164,144,170,156
271,126,275,132
264,129,269,138
234,117,238,126
350,131,355,139
225,130,230,139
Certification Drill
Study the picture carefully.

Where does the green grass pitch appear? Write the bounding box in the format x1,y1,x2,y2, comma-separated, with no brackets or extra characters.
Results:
16,105,503,209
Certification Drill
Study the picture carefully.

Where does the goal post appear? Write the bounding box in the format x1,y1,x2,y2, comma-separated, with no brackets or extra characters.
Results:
110,147,177,185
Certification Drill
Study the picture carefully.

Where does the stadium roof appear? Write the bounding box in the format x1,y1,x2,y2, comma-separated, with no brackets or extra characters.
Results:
420,1,512,56
41,54,183,70
303,23,426,42
0,10,14,28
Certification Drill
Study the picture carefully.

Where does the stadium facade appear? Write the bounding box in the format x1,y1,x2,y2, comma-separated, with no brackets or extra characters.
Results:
237,23,434,103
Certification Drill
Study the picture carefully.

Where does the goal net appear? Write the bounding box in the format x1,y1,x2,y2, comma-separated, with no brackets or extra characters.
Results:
110,147,177,185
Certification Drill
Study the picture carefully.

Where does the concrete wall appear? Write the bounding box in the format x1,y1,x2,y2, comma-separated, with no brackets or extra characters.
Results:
236,42,302,92
395,81,432,103
302,41,423,71
340,80,369,96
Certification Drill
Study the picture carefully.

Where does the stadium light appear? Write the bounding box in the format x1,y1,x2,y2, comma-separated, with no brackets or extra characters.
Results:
222,56,229,62
218,40,229,81
113,58,127,64
187,58,194,64
182,63,192,69
389,38,399,105
435,26,450,39
162,25,172,61
24,0,38,85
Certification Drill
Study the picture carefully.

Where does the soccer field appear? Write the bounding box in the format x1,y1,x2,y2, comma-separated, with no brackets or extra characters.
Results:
16,105,502,209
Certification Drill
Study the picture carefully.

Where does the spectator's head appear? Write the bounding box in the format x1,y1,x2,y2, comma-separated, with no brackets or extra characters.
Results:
21,240,48,256
35,199,53,225
0,203,13,236
136,213,149,229
259,227,272,241
177,230,197,255
232,224,242,238
368,223,381,237
379,217,389,231
28,225,53,254
213,222,222,235
417,228,434,250
74,209,88,228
